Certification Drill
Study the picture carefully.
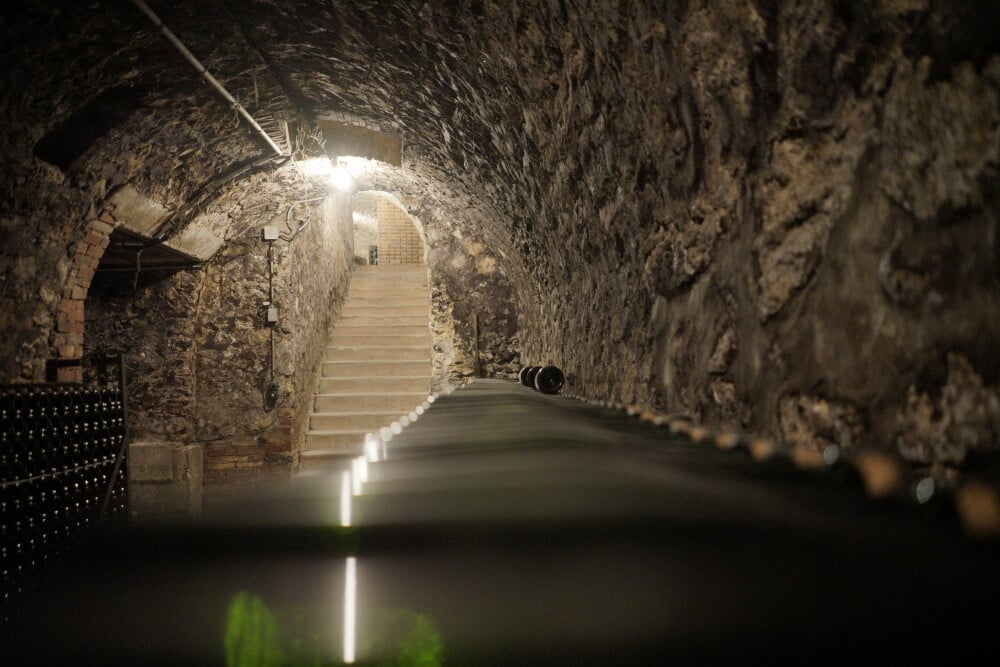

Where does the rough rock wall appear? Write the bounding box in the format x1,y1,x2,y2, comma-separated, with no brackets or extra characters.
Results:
286,0,997,470
280,0,996,471
87,196,353,483
3,0,998,479
0,0,279,381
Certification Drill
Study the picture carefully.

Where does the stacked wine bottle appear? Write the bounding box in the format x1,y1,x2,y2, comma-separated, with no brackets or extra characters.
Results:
518,365,565,394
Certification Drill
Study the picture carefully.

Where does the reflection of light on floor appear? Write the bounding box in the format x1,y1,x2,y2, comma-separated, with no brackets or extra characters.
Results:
352,457,366,496
344,557,357,663
340,471,352,527
364,433,380,463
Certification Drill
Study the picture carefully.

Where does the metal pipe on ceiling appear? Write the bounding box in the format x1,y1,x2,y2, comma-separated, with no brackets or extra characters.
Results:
129,0,286,157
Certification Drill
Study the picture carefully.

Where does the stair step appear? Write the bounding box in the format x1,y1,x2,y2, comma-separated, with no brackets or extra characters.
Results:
322,360,430,377
342,297,429,307
333,324,429,336
324,346,429,362
349,276,427,284
354,264,427,272
315,392,427,413
351,270,427,279
338,315,428,327
347,288,428,298
299,449,359,472
330,333,431,346
304,430,369,451
348,282,427,290
301,262,432,475
318,376,431,393
341,304,428,317
310,412,405,431
347,285,428,295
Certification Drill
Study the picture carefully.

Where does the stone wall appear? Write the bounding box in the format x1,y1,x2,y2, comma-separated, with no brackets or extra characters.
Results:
3,0,998,485
87,195,353,490
277,0,996,475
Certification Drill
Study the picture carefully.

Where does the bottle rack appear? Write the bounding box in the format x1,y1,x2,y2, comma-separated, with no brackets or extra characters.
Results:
1,380,128,622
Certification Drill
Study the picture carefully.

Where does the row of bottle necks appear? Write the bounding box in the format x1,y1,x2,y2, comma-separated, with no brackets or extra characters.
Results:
2,469,127,564
2,440,124,485
2,458,123,513
518,365,565,394
0,387,125,420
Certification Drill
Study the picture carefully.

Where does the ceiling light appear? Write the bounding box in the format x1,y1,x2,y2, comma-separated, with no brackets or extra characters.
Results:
296,157,334,177
331,165,355,192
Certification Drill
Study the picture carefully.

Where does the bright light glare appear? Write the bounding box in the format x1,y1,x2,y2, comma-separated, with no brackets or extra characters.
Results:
297,157,335,177
344,557,357,664
331,165,355,192
351,458,364,496
340,471,352,527
364,433,380,463
296,158,355,192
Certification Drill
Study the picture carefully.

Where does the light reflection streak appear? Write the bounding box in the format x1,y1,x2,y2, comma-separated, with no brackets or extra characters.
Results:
352,458,364,496
364,433,379,463
340,470,351,527
344,557,357,663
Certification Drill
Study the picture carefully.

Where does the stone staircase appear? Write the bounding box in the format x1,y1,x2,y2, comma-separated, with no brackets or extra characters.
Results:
300,264,432,471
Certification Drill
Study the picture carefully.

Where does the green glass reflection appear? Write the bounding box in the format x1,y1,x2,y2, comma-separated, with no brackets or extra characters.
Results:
364,609,443,667
224,591,443,666
225,592,283,667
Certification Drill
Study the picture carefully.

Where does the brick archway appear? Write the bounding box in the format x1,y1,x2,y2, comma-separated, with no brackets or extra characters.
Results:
51,210,116,382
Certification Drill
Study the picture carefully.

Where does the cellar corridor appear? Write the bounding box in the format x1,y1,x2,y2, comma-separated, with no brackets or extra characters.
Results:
2,0,1000,661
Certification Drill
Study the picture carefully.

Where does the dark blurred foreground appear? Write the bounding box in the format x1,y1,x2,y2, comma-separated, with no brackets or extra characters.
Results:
5,379,999,665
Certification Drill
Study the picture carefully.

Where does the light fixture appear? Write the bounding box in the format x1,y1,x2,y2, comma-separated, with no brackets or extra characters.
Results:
296,157,335,177
296,157,356,192
330,165,355,192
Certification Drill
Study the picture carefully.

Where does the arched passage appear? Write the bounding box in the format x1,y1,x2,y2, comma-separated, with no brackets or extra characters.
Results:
1,0,998,509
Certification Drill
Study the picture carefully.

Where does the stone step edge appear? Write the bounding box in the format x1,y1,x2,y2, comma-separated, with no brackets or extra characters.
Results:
300,449,362,458
332,326,430,330
315,392,430,397
323,360,430,365
341,302,429,306
319,375,432,380
323,345,427,352
338,316,428,321
310,411,411,418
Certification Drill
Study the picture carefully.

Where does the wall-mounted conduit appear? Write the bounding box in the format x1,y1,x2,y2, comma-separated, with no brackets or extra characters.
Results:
129,0,287,157
261,196,333,409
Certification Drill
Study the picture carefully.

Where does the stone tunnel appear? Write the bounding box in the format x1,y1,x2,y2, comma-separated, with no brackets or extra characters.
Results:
4,1,1000,662
3,2,1000,533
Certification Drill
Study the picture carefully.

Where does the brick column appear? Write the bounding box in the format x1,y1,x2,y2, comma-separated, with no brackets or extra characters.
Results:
52,211,115,382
